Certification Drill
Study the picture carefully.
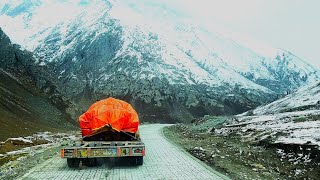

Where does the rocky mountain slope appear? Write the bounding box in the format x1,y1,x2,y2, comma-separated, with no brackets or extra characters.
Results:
0,28,78,141
207,82,320,178
1,0,319,122
217,81,320,157
247,81,320,115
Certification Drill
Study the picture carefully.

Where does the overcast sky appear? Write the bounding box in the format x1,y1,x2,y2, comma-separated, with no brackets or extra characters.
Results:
173,0,320,68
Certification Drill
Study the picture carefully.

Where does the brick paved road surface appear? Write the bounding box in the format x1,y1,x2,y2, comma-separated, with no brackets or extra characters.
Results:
19,124,229,180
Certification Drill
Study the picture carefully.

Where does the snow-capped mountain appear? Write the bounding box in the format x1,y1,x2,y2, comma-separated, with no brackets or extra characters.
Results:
0,0,319,122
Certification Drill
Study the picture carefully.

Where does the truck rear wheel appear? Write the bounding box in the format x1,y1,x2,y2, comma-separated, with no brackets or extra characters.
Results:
134,156,143,166
67,158,80,168
82,158,97,167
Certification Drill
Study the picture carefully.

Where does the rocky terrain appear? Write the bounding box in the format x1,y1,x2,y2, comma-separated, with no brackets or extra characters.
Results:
246,81,320,115
221,81,320,148
215,81,320,178
164,116,320,179
164,81,320,179
0,131,78,179
1,0,319,122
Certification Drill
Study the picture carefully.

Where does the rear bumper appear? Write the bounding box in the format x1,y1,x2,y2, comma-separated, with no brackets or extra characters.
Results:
61,141,145,158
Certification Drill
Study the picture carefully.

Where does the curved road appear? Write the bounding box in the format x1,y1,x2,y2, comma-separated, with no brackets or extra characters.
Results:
20,124,229,180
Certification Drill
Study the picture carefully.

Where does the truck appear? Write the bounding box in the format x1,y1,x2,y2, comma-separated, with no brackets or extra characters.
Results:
60,97,145,168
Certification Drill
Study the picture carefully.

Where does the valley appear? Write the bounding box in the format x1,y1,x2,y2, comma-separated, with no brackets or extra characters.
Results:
0,0,319,179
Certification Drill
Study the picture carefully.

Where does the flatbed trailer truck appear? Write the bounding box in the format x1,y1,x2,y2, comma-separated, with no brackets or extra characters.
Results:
62,97,144,168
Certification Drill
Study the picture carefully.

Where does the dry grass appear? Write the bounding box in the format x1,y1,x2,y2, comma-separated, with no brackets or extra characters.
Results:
164,123,320,179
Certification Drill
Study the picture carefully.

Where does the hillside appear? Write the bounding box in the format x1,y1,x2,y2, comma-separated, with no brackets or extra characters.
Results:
184,82,320,178
248,81,320,115
217,81,320,150
0,28,78,141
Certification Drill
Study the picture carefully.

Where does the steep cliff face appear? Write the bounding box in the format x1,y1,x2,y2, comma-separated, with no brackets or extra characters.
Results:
0,0,319,122
0,28,78,140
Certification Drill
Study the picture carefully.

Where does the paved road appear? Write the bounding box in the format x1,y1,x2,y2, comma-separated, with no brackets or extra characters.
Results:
19,124,229,180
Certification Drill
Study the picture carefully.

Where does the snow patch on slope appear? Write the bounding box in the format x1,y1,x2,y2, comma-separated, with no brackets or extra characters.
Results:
218,110,320,146
252,81,320,115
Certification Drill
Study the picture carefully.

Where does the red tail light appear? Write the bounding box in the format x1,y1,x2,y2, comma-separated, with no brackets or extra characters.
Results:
60,149,64,158
142,148,146,156
73,149,77,157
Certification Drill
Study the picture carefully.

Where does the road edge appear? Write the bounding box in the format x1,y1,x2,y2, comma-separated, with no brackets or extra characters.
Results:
161,124,230,180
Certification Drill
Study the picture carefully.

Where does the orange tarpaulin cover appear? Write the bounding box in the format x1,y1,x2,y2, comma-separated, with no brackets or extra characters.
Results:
79,97,139,137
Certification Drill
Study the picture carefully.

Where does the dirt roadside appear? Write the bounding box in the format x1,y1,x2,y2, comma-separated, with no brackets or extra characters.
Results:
0,132,78,180
163,117,320,179
0,144,61,179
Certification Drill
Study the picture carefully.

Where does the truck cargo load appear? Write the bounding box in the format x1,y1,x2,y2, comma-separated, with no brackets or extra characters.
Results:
61,97,145,167
79,97,139,138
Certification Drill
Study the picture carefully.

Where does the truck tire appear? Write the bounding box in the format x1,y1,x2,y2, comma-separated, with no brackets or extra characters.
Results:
82,158,97,167
135,156,143,166
67,158,80,168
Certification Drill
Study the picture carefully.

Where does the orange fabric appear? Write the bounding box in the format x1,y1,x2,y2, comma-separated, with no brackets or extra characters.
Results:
79,97,139,137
